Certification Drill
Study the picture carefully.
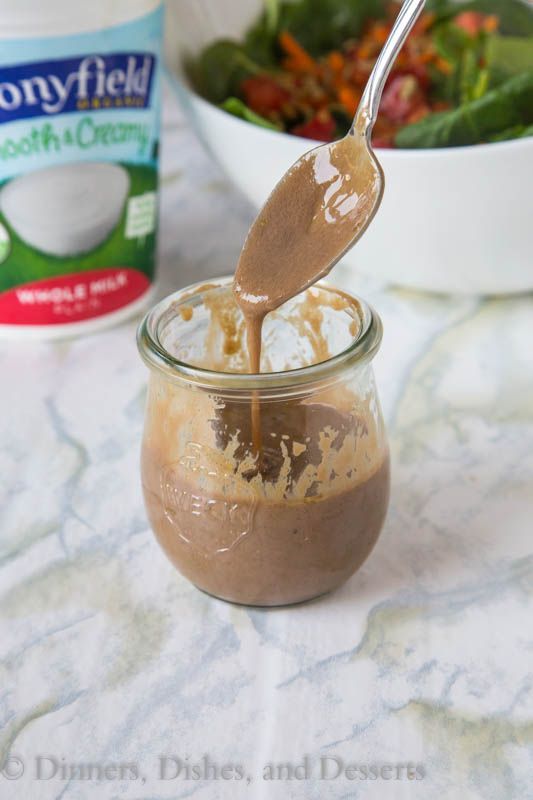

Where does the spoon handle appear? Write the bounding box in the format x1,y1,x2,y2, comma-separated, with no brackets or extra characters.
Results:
352,0,426,136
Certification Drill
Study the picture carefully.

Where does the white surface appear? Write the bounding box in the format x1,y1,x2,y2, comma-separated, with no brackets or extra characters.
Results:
1,88,532,799
165,0,533,295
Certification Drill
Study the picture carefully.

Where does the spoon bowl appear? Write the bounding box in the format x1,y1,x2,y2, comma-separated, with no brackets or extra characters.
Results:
233,131,384,319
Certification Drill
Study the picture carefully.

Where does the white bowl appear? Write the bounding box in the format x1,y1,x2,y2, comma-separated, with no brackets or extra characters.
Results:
165,0,533,295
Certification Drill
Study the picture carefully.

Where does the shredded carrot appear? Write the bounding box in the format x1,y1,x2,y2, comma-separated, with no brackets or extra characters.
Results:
331,72,345,90
483,14,499,33
337,85,360,117
281,57,300,72
394,51,408,69
358,42,375,60
327,51,345,72
435,56,454,75
371,23,390,45
413,11,436,34
279,31,317,73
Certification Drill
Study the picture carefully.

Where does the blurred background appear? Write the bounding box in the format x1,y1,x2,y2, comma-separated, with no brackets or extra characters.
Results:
1,2,532,798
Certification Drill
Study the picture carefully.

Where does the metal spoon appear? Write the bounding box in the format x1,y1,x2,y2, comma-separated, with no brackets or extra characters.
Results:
234,0,426,331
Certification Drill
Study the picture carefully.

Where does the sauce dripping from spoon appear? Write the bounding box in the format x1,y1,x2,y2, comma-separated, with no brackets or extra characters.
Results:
234,125,383,375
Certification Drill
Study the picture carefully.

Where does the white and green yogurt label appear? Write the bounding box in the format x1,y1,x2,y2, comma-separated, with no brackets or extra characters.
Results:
0,6,162,327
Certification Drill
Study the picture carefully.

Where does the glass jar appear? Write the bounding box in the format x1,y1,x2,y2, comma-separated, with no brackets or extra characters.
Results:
137,277,389,606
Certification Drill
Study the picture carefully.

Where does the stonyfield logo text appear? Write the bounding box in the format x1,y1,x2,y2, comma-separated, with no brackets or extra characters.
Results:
0,54,156,123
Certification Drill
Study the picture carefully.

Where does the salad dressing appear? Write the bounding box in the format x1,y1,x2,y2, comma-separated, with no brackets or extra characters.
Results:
233,125,382,451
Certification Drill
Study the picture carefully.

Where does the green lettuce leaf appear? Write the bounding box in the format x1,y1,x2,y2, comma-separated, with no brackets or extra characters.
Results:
191,40,261,103
395,70,533,147
488,123,533,142
220,97,281,130
487,35,533,83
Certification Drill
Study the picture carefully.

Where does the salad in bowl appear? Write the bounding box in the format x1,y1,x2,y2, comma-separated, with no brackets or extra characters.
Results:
190,0,533,148
166,0,533,294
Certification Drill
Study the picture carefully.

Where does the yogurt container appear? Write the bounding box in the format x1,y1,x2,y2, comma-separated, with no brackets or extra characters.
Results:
0,0,163,338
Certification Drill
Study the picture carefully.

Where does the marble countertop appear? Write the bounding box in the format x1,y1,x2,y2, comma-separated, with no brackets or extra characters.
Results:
1,89,532,800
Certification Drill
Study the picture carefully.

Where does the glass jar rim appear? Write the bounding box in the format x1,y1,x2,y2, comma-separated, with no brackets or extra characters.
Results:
137,277,383,394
